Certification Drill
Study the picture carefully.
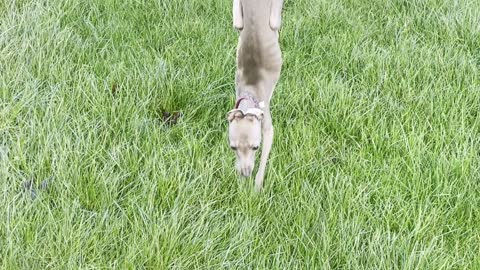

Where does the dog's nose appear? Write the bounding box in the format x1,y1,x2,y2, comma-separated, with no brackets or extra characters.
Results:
240,166,253,177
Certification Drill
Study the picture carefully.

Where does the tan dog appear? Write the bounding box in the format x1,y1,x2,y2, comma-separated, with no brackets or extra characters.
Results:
227,0,283,190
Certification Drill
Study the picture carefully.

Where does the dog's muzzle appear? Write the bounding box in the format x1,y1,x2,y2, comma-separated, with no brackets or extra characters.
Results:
238,165,253,177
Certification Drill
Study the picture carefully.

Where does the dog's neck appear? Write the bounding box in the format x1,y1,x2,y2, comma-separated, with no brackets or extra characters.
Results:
235,91,259,111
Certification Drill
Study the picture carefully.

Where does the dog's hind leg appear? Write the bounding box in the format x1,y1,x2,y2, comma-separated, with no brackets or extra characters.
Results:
269,0,283,31
233,0,244,30
255,106,273,191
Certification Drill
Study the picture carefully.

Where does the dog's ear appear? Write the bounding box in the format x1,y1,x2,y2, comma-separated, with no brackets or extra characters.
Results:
233,0,244,30
227,109,244,122
269,0,283,31
245,108,264,121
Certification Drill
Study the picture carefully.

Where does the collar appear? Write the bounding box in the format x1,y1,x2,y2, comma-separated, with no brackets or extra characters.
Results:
235,94,262,109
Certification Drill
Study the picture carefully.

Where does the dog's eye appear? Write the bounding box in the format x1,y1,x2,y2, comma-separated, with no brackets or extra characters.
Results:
230,146,237,151
252,146,259,150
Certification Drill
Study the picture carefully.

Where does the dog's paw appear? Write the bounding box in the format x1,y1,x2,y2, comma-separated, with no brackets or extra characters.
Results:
269,20,280,31
233,21,244,31
254,174,264,192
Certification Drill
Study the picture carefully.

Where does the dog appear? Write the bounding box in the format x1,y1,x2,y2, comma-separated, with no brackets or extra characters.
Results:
227,0,283,190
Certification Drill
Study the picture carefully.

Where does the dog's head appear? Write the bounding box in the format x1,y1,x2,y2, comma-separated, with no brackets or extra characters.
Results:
227,108,264,177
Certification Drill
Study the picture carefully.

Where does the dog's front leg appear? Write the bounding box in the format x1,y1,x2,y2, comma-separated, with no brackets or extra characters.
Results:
255,108,273,191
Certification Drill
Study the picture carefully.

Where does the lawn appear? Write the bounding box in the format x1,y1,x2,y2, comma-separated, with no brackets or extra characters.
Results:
1,0,479,268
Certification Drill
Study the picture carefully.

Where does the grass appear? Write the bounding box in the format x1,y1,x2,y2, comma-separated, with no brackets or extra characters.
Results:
1,0,479,268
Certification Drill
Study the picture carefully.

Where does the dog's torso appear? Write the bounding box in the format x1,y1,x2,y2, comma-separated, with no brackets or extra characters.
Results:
236,0,282,103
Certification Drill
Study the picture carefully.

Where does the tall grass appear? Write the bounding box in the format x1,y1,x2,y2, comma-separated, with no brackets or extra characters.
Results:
1,0,479,268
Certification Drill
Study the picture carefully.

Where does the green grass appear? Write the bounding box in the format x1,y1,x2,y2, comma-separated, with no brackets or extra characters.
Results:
1,0,479,268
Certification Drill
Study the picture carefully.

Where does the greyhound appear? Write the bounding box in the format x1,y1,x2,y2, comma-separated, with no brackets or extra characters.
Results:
227,0,283,190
